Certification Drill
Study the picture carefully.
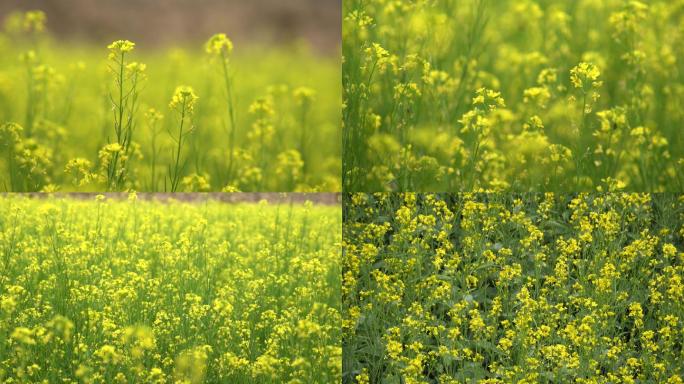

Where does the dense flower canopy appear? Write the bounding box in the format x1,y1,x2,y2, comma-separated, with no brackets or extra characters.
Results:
343,193,684,383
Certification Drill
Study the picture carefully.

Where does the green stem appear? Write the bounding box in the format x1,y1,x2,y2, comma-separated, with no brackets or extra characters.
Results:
171,99,187,193
575,91,588,187
25,64,35,138
108,52,127,190
299,103,309,176
151,123,158,191
117,52,125,142
220,52,237,184
7,145,16,192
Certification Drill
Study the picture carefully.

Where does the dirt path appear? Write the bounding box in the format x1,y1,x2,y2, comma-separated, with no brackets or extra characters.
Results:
5,192,341,205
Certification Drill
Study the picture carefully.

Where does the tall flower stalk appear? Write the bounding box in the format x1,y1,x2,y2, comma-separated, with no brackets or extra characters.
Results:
167,86,198,192
105,40,145,190
569,62,602,185
20,11,47,138
145,108,163,191
205,34,237,183
293,87,316,176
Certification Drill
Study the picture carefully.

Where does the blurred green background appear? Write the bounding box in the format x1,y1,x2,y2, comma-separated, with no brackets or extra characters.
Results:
0,0,341,192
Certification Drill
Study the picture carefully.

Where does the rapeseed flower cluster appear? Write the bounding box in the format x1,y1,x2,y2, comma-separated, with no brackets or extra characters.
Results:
343,0,683,191
343,193,684,383
0,195,341,383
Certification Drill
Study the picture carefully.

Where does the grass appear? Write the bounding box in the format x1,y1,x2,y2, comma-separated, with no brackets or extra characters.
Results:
0,11,341,192
343,193,684,383
342,0,684,192
0,194,341,383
